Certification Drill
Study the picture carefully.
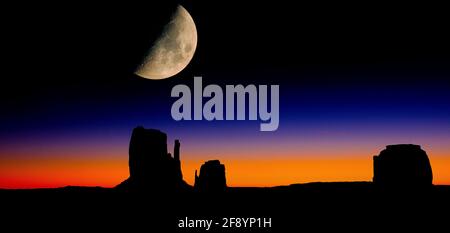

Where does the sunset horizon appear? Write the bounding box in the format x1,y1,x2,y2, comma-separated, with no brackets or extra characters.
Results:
2,134,450,188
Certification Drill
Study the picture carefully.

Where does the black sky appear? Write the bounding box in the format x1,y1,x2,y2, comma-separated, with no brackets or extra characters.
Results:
1,1,449,134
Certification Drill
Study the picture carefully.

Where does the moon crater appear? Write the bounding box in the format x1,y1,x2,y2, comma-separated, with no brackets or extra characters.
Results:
135,5,197,80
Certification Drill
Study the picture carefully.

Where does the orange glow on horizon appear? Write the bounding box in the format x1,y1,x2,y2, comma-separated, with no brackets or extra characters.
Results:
0,156,129,189
1,152,450,188
182,156,372,187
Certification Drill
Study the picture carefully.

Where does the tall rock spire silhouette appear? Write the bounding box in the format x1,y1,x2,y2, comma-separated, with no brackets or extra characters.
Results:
174,139,180,161
173,139,183,182
116,126,190,191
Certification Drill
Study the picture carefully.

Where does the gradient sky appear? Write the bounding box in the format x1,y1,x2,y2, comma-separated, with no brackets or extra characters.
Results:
1,66,450,188
1,1,449,188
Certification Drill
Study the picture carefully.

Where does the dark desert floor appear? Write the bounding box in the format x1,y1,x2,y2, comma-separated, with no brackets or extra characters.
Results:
1,182,449,232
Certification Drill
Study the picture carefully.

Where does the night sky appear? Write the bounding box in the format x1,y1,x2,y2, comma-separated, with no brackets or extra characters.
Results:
1,1,450,188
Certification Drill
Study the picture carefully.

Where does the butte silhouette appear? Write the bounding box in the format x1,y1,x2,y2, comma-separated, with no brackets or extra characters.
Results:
116,127,190,191
115,127,434,193
116,126,227,192
195,160,227,192
373,144,433,189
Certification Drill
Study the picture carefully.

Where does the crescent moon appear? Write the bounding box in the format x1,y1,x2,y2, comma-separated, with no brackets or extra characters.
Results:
135,5,197,80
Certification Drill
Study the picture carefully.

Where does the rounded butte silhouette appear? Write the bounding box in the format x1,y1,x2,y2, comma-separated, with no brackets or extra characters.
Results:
135,5,197,80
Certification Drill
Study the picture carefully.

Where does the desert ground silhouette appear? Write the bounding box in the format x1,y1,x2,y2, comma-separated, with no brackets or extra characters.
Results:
1,127,449,232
